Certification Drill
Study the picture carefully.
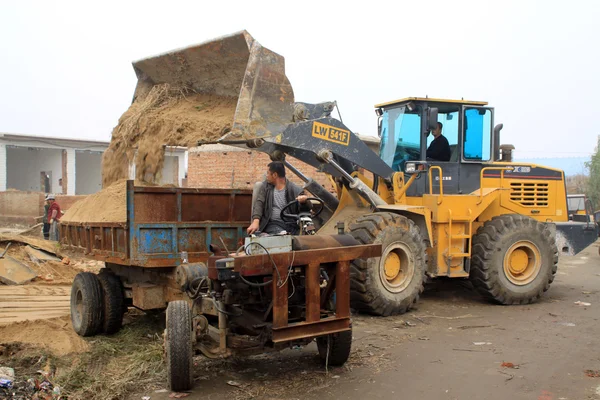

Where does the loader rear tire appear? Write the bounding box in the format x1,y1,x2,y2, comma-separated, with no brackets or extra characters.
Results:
166,300,193,392
316,327,352,366
470,215,558,305
70,272,104,337
348,212,426,316
97,270,125,335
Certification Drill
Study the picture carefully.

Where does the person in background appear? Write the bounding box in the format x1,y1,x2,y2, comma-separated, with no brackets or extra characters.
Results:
43,195,50,240
47,195,61,241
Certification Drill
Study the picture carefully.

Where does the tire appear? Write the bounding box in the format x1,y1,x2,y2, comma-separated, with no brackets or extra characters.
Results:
97,270,125,335
316,328,352,366
348,212,426,316
470,214,558,305
166,301,193,392
70,272,103,337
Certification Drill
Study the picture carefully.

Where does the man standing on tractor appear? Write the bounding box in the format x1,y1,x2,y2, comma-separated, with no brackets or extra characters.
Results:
247,161,309,235
426,122,451,161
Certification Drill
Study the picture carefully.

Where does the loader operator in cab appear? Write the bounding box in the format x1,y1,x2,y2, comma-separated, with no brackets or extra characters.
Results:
426,122,451,162
247,161,309,235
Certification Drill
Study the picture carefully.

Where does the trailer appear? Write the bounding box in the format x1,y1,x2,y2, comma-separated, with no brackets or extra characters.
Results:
61,181,380,391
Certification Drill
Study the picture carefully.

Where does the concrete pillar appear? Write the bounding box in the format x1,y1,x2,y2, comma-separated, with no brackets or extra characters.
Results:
66,148,76,195
0,144,6,191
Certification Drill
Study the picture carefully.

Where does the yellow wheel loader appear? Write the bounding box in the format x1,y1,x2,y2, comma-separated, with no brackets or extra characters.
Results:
132,30,598,316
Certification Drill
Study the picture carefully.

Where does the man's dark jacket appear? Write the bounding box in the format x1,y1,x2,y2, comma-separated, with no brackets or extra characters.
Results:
426,134,451,161
252,179,304,234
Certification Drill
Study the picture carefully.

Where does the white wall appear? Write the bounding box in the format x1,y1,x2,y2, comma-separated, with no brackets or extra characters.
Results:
6,146,63,192
0,144,6,191
75,150,103,194
160,155,176,185
130,148,187,186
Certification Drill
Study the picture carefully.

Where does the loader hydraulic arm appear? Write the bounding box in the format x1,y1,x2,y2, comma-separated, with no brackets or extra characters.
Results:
248,116,395,208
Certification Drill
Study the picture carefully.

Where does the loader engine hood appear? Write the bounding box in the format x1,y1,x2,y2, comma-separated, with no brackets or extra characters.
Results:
132,30,295,141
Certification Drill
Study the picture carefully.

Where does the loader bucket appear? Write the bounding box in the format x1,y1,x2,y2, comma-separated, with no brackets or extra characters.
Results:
132,30,295,141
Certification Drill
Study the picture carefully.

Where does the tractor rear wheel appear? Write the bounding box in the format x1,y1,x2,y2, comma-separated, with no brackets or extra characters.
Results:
470,214,558,304
97,270,125,335
165,300,193,392
348,212,426,316
70,272,104,337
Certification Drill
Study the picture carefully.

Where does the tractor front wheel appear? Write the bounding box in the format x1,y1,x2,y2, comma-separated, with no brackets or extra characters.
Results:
470,214,558,304
165,300,193,392
316,328,352,366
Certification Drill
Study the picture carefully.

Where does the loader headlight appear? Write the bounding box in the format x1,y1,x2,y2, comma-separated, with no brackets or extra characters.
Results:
405,162,416,173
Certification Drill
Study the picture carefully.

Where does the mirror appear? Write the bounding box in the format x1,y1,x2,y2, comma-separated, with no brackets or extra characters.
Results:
427,107,438,131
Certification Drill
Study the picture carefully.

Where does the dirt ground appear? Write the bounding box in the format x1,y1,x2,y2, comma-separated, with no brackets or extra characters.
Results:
0,242,599,399
138,242,600,400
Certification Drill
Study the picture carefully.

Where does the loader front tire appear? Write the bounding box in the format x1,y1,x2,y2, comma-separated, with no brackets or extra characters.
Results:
348,212,426,316
70,272,104,337
166,300,193,392
470,215,558,305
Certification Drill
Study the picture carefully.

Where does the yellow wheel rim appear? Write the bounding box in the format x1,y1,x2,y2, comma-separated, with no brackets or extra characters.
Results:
379,243,414,293
384,252,401,280
503,241,541,285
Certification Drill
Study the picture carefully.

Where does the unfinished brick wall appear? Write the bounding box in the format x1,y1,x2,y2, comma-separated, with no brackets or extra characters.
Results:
0,191,89,227
187,147,335,193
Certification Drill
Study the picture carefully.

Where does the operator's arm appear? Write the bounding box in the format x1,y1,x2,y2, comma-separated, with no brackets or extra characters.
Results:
50,209,58,223
248,184,266,234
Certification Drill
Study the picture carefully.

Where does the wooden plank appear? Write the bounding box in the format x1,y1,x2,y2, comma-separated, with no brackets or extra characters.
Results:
335,261,350,318
305,262,320,322
272,266,288,329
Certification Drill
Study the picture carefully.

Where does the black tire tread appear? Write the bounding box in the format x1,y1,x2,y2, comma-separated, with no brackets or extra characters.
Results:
70,272,103,337
316,328,352,366
348,212,427,316
97,270,125,335
470,214,558,305
166,300,193,392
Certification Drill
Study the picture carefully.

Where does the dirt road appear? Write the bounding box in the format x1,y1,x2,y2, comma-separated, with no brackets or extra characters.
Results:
143,243,600,400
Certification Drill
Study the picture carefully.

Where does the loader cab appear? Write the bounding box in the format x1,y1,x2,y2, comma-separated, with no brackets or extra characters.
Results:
376,97,495,195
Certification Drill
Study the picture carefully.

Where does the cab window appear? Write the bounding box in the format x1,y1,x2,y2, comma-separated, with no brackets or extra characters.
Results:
427,111,459,161
463,108,492,161
379,106,421,171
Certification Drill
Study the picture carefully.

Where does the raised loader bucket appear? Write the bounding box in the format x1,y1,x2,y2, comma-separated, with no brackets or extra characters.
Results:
132,30,295,141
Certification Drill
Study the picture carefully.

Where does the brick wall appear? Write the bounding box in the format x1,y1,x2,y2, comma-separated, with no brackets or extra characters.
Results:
0,190,44,226
0,191,88,227
187,146,335,193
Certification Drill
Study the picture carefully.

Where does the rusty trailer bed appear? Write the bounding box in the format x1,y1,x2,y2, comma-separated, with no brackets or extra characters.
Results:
60,181,252,267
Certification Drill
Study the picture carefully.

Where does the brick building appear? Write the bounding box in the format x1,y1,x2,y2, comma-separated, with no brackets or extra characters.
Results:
186,135,380,192
187,144,335,192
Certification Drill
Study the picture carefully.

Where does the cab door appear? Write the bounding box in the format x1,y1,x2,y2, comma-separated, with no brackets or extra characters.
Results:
458,106,494,194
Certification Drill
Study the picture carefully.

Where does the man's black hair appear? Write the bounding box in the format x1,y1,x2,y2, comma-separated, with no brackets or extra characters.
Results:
437,122,443,130
268,161,286,178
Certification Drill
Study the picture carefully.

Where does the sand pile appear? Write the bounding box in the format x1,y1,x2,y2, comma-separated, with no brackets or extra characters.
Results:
61,180,128,223
0,316,88,355
102,83,237,187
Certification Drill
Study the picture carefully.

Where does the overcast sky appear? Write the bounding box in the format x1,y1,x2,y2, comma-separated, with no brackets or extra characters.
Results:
1,0,598,159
